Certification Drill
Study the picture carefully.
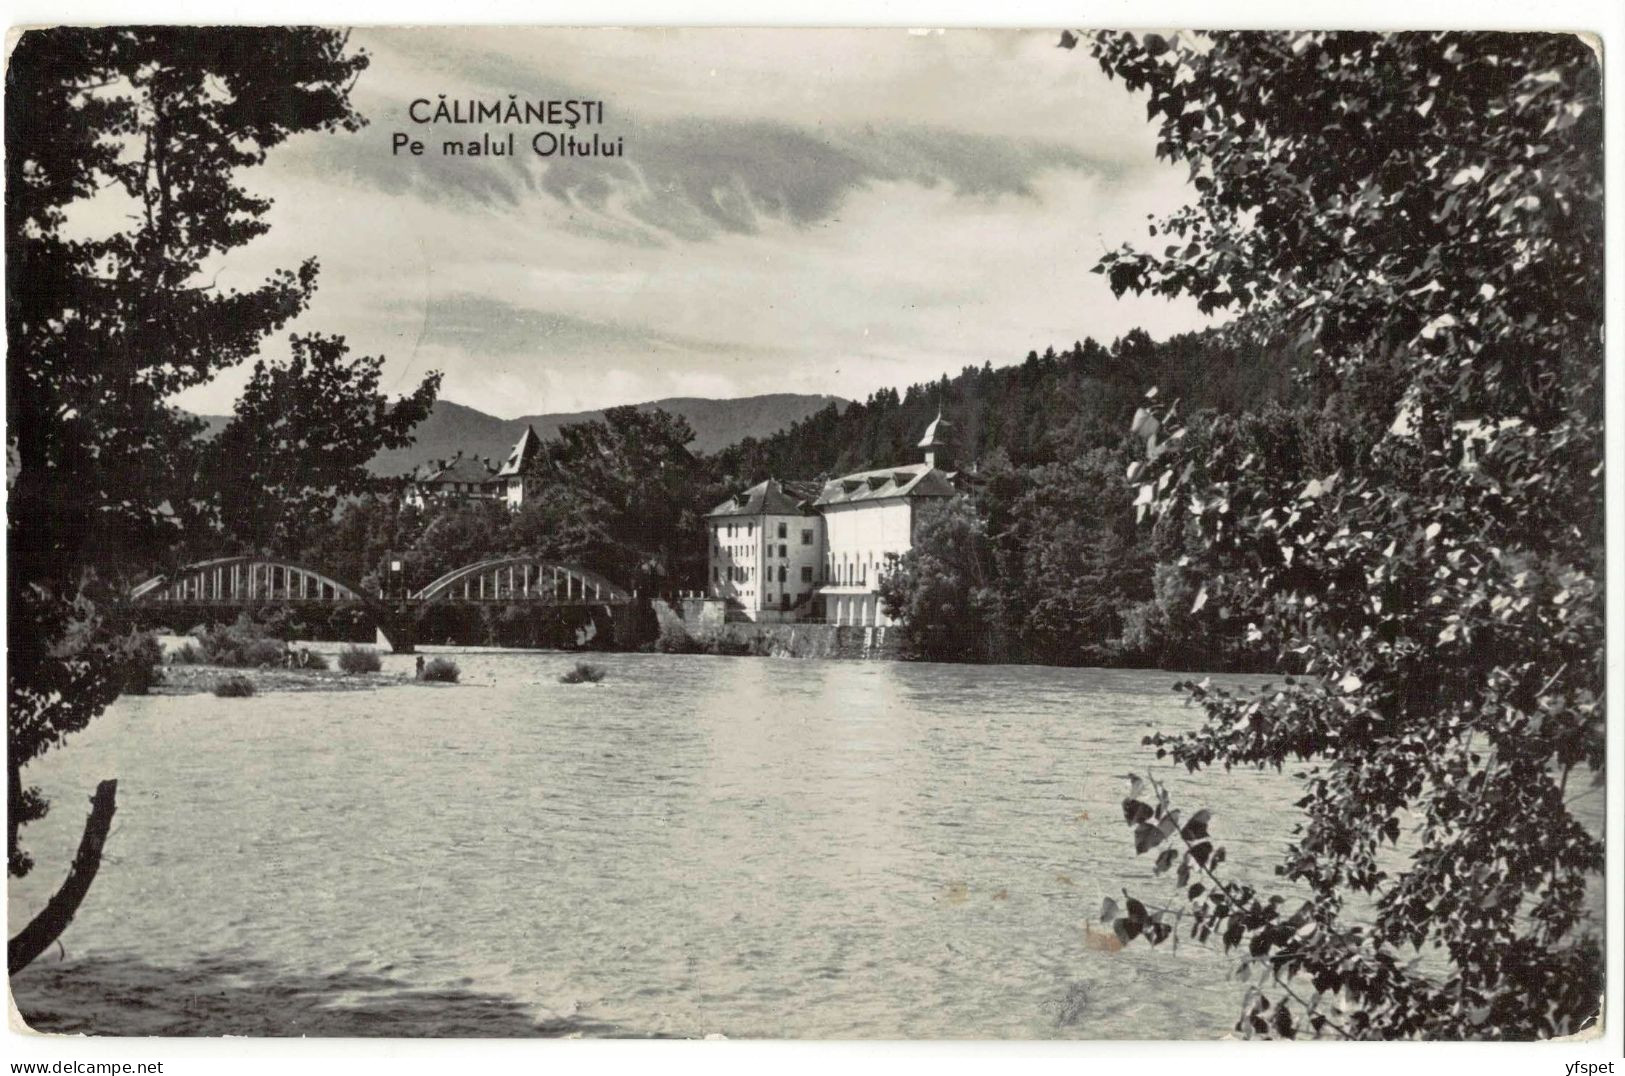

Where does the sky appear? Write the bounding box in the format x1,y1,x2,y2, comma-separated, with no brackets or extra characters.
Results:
170,28,1215,418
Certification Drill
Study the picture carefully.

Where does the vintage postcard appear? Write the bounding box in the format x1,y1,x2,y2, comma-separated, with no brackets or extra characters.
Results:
4,25,1607,1048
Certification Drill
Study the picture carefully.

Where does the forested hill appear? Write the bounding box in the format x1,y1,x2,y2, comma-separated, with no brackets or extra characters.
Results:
711,328,1306,481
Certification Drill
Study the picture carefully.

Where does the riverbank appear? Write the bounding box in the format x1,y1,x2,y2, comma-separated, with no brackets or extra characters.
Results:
149,663,419,695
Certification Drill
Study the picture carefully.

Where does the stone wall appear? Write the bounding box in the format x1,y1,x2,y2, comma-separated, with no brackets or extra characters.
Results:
713,621,902,660
654,600,902,660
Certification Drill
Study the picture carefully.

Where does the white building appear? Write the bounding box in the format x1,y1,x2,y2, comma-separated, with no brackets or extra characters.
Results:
495,424,544,510
813,414,957,627
705,413,959,627
705,479,824,621
404,424,548,511
403,452,500,509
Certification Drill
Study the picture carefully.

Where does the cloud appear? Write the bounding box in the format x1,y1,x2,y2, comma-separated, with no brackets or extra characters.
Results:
283,27,1133,241
391,291,775,361
291,109,1107,242
167,28,1217,420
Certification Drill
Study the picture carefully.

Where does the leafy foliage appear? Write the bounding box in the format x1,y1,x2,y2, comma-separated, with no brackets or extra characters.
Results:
5,28,439,878
208,334,440,553
6,584,134,876
179,613,288,668
877,499,1002,663
1070,30,1603,1038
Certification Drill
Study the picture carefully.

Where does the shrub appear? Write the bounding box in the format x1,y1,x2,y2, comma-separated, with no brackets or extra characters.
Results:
240,638,287,668
298,649,329,671
558,661,606,684
420,658,459,683
337,646,382,674
183,613,287,667
170,642,204,665
117,631,165,695
212,675,256,698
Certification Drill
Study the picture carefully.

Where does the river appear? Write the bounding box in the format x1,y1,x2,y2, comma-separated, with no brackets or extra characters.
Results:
7,650,1320,1038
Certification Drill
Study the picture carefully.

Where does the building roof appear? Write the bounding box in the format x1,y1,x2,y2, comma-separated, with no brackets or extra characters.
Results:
813,463,957,507
495,424,543,478
707,478,821,519
413,453,497,486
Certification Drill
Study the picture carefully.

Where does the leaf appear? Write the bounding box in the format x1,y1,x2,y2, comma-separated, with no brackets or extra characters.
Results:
1181,808,1212,842
1191,586,1208,613
1420,314,1457,340
1134,822,1166,854
1123,798,1154,825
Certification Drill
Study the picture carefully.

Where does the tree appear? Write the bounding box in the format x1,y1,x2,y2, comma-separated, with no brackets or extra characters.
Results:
207,333,440,554
995,451,1152,664
1069,31,1603,1038
5,28,437,965
522,407,705,594
877,499,1002,663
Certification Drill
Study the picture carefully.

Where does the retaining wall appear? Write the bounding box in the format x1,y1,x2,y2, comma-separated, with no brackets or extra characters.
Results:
654,601,903,660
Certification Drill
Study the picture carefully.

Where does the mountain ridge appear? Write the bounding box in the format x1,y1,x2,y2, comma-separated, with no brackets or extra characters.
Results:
193,393,848,476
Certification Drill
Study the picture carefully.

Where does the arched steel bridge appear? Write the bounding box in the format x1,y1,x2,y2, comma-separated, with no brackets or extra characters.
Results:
129,555,635,608
412,556,633,605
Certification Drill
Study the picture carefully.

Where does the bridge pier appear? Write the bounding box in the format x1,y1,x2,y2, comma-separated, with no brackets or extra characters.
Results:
375,609,417,654
610,601,652,649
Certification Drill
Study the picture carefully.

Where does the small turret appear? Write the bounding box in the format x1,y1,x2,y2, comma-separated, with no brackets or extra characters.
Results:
918,409,953,470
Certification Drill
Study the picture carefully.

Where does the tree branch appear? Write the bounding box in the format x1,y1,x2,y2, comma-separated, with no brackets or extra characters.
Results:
8,779,118,975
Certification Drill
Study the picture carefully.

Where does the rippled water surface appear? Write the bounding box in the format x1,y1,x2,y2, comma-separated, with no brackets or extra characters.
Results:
11,651,1312,1038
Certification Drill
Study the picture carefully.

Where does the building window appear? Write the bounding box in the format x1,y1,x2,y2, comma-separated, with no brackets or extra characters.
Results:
747,522,754,537
801,566,813,583
778,543,787,558
713,567,719,582
778,565,787,583
801,528,813,545
778,522,787,539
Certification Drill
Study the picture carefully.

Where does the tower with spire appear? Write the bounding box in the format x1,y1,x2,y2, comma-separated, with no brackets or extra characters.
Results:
917,409,953,471
496,423,544,509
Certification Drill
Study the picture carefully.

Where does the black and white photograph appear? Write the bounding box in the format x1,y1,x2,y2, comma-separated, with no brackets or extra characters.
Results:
2,9,1617,1066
